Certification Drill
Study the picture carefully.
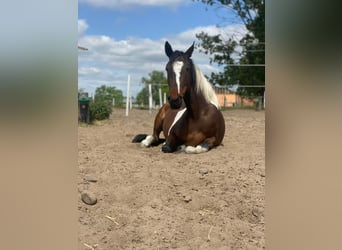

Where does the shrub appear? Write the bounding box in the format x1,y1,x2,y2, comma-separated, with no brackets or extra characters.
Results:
89,100,112,121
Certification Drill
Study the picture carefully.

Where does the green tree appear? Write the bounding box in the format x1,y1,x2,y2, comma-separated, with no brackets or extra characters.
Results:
94,85,124,107
195,0,265,99
136,71,168,107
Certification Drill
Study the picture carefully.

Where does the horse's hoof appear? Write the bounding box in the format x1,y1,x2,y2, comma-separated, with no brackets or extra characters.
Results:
132,134,147,143
161,144,173,153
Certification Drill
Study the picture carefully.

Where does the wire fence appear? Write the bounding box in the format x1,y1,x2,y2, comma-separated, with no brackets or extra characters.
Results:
126,84,265,111
214,85,265,110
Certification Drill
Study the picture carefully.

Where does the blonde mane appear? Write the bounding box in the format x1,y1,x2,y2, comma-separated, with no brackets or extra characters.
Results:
194,65,220,109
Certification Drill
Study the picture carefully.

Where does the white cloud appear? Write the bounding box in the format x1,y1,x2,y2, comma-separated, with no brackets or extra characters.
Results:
79,0,189,9
78,21,248,97
78,19,89,37
178,24,247,41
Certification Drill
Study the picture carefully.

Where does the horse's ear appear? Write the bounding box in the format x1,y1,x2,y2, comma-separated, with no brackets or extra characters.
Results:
185,42,195,58
165,41,173,58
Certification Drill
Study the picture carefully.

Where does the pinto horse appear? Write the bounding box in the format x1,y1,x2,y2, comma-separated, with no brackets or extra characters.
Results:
132,41,225,153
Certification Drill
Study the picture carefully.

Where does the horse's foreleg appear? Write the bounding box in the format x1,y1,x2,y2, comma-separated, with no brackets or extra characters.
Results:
161,135,179,153
141,103,170,147
141,119,163,147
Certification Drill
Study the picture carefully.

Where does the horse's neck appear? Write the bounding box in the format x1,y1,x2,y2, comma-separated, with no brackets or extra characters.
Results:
185,89,208,120
185,66,216,119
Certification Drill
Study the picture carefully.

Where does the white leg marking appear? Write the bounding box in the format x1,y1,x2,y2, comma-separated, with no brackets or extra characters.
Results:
141,135,153,147
177,145,186,152
185,145,209,154
173,61,184,94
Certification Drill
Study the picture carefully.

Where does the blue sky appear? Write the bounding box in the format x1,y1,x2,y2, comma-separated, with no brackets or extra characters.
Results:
78,0,247,98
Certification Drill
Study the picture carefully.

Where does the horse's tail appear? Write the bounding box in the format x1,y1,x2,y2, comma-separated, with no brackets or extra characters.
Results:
132,134,148,143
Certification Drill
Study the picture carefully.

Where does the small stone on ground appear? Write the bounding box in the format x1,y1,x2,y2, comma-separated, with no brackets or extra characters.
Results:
199,169,209,175
81,191,97,205
183,195,192,203
84,175,98,182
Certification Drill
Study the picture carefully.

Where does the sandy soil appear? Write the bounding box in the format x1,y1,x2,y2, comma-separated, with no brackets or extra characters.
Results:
78,108,265,250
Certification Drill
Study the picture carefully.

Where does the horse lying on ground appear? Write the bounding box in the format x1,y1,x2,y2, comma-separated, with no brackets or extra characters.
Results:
132,41,225,153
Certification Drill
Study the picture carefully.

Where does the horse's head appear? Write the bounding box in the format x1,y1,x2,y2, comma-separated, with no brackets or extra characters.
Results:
164,41,195,109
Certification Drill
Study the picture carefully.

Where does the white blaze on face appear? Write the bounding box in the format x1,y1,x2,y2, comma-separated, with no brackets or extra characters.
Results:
173,61,184,94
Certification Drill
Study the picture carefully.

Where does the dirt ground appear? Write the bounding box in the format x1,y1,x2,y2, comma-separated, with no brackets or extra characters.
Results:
78,108,265,250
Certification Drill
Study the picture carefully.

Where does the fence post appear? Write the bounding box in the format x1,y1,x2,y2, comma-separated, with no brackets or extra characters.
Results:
125,74,130,116
159,88,162,108
163,92,167,104
148,84,152,113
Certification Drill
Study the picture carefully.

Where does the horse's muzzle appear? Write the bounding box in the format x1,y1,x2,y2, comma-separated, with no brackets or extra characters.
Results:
168,96,182,109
